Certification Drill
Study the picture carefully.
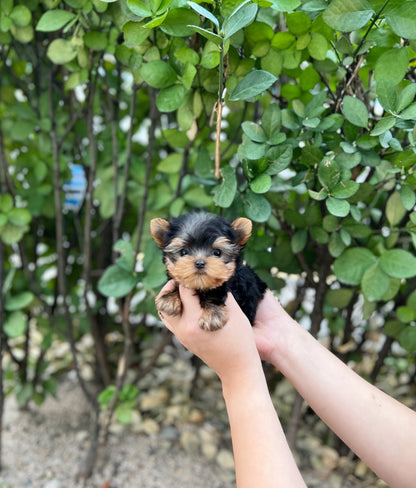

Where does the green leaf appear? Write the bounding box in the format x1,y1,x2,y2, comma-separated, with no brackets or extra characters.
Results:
47,39,78,65
371,116,396,136
376,79,398,113
386,191,406,226
342,96,368,128
8,207,32,226
10,5,31,27
397,84,416,113
161,8,201,37
114,240,135,272
398,326,416,353
384,2,416,39
291,229,308,253
98,385,116,405
243,191,271,222
333,247,377,285
240,139,267,160
318,158,341,190
98,265,139,298
397,306,416,324
399,103,416,121
379,249,416,279
122,21,151,47
400,185,416,211
116,404,133,424
156,85,186,112
323,0,374,32
325,288,354,309
266,144,293,174
270,0,301,10
4,310,27,338
286,11,311,35
36,10,76,32
157,153,182,173
262,104,282,140
374,48,409,86
250,173,272,194
308,32,328,60
229,70,277,101
331,181,359,199
187,1,219,28
126,0,152,17
222,2,258,41
5,292,34,311
83,31,107,51
361,262,390,301
144,11,168,28
140,60,177,89
142,253,167,289
186,25,223,45
214,166,237,208
326,197,350,217
242,122,267,142
310,226,329,244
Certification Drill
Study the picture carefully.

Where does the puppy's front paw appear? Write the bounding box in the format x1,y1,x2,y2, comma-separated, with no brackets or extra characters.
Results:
198,305,227,331
156,289,182,317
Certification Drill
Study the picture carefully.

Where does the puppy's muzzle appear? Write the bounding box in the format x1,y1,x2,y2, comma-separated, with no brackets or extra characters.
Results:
195,259,206,270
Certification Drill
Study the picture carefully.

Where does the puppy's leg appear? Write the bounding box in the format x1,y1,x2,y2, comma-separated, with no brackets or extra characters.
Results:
156,286,182,317
198,303,227,331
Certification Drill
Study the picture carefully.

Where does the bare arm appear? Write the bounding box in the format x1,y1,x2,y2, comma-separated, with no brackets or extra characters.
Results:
254,291,416,488
157,282,306,488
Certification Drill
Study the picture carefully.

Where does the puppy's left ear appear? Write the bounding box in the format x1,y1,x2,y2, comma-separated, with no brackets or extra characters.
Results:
150,218,170,248
231,217,252,247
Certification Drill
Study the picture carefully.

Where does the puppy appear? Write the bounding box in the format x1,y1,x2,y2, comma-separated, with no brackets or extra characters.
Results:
151,212,267,331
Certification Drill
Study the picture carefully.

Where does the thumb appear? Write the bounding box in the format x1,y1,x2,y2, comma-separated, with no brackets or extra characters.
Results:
178,285,203,319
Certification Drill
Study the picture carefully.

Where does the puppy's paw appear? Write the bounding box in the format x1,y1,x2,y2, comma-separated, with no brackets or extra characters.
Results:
156,289,182,317
198,305,227,331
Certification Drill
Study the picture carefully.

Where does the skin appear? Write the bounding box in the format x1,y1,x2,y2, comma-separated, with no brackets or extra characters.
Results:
157,282,416,488
158,281,306,488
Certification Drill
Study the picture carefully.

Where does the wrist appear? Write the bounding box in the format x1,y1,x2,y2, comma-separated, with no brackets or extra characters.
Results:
221,358,266,401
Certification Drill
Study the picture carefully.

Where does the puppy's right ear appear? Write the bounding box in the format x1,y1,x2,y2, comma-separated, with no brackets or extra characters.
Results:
150,218,170,248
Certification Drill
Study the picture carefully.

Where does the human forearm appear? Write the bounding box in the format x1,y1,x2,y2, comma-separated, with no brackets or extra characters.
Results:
222,366,306,488
273,319,416,488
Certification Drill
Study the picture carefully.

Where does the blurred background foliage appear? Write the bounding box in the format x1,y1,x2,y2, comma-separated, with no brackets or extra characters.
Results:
1,0,416,476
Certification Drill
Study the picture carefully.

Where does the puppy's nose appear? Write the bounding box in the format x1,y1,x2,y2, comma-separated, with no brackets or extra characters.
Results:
195,259,206,269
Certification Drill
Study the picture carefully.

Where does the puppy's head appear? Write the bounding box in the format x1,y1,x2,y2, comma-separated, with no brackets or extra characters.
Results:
150,213,252,290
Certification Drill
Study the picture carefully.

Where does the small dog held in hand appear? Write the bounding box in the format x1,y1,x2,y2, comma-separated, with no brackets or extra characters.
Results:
151,212,267,331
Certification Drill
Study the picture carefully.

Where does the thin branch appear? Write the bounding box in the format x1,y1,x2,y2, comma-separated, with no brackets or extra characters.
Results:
48,69,97,408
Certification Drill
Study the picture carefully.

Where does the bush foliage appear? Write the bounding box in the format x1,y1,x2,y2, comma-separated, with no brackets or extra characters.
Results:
1,0,416,469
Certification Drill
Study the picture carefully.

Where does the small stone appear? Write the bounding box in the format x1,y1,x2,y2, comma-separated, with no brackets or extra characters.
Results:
165,405,187,424
43,480,61,488
319,445,339,474
140,418,160,436
160,425,179,442
75,430,89,444
201,442,218,461
140,388,169,411
354,460,368,479
188,408,204,424
180,429,200,453
216,449,235,471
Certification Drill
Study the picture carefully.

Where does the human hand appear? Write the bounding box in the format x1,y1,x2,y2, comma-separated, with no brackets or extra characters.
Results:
253,290,296,366
156,281,262,386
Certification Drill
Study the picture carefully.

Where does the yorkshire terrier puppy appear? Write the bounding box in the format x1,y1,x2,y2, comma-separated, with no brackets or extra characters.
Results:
151,212,267,331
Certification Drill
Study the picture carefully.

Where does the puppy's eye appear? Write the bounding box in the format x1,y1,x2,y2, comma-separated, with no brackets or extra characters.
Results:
212,249,222,257
180,249,189,256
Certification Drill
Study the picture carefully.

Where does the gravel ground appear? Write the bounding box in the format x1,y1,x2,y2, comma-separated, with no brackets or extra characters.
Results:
0,339,394,488
0,378,234,488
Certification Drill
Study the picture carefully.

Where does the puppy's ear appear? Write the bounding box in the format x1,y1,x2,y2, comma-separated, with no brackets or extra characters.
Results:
231,217,252,247
150,218,170,247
